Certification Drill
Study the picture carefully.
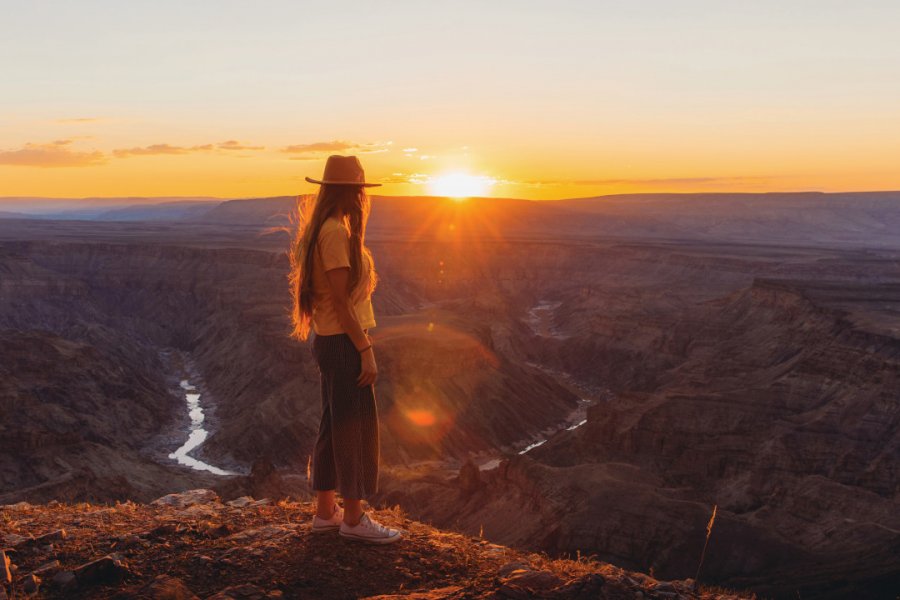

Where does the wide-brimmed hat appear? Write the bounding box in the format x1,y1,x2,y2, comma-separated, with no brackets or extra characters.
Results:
305,155,381,187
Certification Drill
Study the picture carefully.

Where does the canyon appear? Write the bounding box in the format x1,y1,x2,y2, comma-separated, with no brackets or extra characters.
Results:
0,192,898,599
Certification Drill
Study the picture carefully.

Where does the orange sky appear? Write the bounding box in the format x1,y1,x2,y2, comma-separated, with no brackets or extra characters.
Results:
2,2,899,200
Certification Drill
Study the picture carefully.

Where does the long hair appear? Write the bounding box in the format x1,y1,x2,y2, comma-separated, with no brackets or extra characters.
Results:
288,184,378,340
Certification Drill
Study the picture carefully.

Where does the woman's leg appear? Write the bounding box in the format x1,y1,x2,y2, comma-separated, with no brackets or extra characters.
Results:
326,334,380,502
311,334,340,515
316,489,337,519
343,497,363,525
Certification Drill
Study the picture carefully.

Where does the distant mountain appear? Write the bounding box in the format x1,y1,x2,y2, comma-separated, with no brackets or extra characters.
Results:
2,191,899,247
0,197,224,220
548,191,900,246
94,200,219,221
0,210,29,219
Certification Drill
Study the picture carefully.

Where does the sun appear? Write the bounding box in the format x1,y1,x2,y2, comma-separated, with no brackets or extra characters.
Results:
428,172,495,199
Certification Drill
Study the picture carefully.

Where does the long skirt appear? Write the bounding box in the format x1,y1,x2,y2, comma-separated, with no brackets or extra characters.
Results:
310,332,380,499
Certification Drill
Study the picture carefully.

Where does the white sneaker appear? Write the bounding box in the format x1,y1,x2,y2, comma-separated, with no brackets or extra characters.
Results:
339,512,403,544
311,503,344,533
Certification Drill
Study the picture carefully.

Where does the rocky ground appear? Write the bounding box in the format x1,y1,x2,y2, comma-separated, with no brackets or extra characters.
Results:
0,490,748,600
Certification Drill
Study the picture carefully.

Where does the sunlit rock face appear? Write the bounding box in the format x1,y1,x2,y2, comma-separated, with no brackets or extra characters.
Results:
368,241,900,599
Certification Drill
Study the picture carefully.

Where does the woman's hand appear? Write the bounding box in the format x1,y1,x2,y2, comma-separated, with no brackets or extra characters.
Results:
357,348,378,387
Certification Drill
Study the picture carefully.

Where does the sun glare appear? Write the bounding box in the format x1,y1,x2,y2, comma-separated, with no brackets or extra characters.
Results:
428,172,495,199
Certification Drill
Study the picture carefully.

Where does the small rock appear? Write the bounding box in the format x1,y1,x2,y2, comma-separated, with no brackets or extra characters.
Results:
1,550,11,584
207,584,268,600
226,496,255,508
32,529,67,544
23,573,41,595
497,561,531,578
225,525,295,544
2,533,32,548
654,581,675,592
202,522,233,538
548,573,605,599
140,574,200,600
73,555,128,586
504,569,562,590
49,570,77,590
149,523,180,538
496,584,531,600
121,534,142,548
32,560,60,576
151,489,220,509
360,586,464,599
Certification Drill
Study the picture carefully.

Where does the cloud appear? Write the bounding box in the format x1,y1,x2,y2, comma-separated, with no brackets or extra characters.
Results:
572,176,770,186
380,172,429,184
112,143,215,158
507,176,774,188
218,140,265,151
282,140,392,160
0,140,106,168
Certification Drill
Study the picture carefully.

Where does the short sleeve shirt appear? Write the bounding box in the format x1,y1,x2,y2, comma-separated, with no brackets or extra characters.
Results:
310,216,376,335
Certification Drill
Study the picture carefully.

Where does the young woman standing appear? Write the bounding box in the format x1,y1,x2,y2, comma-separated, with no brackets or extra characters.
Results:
288,155,402,544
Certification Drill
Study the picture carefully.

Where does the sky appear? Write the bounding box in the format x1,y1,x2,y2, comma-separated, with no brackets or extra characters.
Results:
1,0,899,199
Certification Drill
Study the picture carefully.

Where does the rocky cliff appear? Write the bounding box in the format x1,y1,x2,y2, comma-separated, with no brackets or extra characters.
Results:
0,490,748,599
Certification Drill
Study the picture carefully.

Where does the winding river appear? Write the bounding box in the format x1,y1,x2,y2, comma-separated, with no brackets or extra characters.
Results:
164,357,236,476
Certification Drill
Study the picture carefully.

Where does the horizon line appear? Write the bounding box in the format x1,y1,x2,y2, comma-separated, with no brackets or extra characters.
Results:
3,189,900,204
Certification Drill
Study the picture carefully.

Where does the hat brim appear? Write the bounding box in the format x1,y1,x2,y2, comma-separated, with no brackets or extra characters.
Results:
305,176,381,187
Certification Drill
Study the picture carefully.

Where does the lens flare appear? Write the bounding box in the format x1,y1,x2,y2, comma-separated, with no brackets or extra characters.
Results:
428,172,495,199
406,409,437,427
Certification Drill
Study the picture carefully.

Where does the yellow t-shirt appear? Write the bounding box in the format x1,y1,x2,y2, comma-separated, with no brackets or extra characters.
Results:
311,216,376,335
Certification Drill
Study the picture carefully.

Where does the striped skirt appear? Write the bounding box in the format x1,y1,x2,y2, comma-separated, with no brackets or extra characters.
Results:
310,332,380,499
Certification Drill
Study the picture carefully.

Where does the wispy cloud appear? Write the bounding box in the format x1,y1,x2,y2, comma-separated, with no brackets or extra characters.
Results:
0,140,106,168
282,140,392,160
572,176,770,186
507,176,774,188
112,143,215,158
380,172,430,185
218,140,265,151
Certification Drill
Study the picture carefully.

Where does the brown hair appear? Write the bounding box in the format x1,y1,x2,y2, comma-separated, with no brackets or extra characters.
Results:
288,184,378,340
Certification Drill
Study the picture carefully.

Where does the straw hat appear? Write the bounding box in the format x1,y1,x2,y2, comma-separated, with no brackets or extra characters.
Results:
305,155,381,187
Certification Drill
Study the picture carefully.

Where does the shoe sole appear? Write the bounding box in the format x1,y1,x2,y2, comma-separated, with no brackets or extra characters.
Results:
311,524,341,533
339,531,403,544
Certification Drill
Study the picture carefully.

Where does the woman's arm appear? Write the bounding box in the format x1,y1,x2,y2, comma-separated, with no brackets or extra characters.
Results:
324,266,377,387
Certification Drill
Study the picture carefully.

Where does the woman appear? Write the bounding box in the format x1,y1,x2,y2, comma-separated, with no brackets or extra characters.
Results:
288,155,402,544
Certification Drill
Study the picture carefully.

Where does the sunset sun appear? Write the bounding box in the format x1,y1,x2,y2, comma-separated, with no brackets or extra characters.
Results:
427,172,496,199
